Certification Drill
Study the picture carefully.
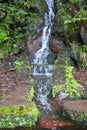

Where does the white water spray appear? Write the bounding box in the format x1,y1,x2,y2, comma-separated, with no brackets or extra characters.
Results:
32,0,55,110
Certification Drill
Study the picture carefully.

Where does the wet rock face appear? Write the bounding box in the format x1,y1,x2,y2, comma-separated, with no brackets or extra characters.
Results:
50,39,59,54
27,35,42,63
80,25,87,45
29,19,43,35
27,35,59,64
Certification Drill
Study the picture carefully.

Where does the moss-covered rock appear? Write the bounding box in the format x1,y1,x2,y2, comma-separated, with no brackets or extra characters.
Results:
62,100,87,122
0,103,40,128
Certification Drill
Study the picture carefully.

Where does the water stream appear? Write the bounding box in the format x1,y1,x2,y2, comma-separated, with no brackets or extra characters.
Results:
31,0,55,111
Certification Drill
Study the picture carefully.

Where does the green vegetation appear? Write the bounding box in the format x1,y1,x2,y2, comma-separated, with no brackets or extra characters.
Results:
54,0,87,69
52,66,83,100
77,113,87,122
70,43,87,68
0,0,46,60
65,109,87,122
14,60,24,70
28,86,35,102
69,0,80,5
0,104,40,128
55,0,87,37
27,77,35,102
0,0,87,126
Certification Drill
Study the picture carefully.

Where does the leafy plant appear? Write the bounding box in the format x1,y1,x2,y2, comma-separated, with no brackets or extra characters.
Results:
79,45,87,68
27,87,35,102
0,29,9,44
0,51,4,59
69,0,80,5
0,0,46,60
52,66,83,99
0,105,40,128
77,113,87,122
14,60,24,70
70,42,87,68
64,66,83,99
55,0,87,43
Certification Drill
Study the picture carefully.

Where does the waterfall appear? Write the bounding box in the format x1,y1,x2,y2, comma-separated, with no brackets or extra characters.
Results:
32,0,55,110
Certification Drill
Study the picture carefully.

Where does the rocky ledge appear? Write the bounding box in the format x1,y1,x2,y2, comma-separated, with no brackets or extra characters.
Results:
62,100,87,122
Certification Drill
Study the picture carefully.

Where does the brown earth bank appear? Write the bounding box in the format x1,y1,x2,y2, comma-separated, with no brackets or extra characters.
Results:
0,63,30,106
0,55,87,105
0,50,31,106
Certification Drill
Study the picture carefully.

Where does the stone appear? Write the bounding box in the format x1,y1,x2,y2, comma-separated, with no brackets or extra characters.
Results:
62,100,87,122
50,39,59,54
58,92,69,100
27,35,59,64
80,25,87,45
29,19,43,35
27,35,42,63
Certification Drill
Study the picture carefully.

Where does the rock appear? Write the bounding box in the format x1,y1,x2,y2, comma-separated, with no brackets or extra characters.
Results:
27,35,42,63
58,92,69,100
62,100,87,122
80,25,87,45
29,19,43,35
50,39,59,54
73,69,87,96
27,34,59,64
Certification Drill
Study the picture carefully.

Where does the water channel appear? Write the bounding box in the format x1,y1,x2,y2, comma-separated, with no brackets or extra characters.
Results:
31,0,55,111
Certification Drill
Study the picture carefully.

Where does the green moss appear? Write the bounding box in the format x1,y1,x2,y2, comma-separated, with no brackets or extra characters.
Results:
0,103,40,128
27,86,35,102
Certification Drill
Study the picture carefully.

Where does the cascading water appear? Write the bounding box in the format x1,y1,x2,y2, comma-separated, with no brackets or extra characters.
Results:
31,0,55,110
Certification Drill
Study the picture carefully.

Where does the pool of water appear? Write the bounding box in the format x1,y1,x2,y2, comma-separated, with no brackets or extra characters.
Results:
0,123,87,130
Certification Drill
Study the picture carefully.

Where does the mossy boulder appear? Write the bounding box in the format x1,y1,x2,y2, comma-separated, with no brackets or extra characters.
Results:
0,103,40,128
62,100,87,122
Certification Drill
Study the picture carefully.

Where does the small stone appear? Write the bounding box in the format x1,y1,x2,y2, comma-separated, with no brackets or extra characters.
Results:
50,39,59,54
58,92,69,100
